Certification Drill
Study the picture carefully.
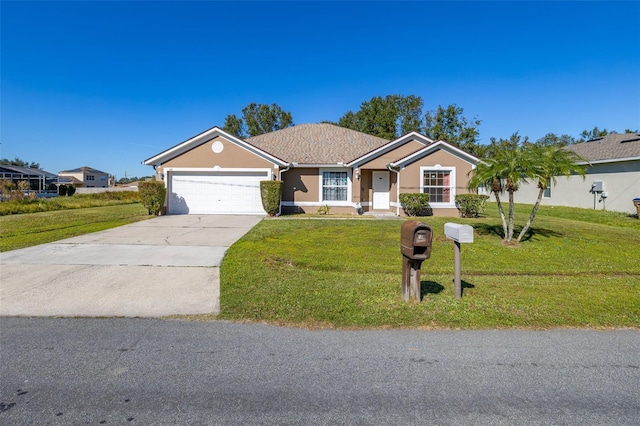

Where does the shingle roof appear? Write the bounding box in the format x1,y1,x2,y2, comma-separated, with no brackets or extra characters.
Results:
566,132,640,163
246,123,390,164
60,166,108,174
0,165,57,178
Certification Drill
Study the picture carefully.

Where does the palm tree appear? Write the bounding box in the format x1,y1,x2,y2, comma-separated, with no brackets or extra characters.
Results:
468,158,508,239
468,133,534,243
516,145,587,242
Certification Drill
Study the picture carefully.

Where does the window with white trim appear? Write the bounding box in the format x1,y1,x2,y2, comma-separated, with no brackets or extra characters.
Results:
322,171,348,202
420,167,456,206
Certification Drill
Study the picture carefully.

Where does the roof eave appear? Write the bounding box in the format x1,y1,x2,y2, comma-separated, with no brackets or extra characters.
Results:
347,131,434,167
390,140,480,168
577,156,640,165
143,126,287,167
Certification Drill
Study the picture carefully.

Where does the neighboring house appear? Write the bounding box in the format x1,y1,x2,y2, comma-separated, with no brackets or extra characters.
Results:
58,166,110,188
511,132,640,214
143,123,480,216
0,165,58,191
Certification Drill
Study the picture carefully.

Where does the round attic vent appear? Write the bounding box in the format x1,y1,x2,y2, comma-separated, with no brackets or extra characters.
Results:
211,141,224,153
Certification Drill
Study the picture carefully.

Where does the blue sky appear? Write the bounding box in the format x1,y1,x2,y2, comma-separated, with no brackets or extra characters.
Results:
2,1,639,180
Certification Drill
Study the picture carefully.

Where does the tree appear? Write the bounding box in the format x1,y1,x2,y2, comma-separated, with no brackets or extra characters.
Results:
515,145,586,242
0,157,40,169
337,94,423,140
222,114,244,138
535,133,576,147
424,104,481,155
578,126,609,142
223,103,293,138
468,132,534,243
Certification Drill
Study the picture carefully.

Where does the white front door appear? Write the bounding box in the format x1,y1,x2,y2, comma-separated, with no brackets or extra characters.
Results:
372,171,390,210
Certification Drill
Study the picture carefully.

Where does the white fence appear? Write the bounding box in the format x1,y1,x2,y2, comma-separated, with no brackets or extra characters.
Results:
75,187,138,194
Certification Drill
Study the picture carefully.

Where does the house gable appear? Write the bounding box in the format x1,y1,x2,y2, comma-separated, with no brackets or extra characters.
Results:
348,132,436,168
143,126,287,169
390,140,479,169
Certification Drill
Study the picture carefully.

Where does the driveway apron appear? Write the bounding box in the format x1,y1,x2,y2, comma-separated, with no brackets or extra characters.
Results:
0,215,262,317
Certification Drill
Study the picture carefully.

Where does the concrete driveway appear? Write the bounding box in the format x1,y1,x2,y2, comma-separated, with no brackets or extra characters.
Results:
0,215,262,317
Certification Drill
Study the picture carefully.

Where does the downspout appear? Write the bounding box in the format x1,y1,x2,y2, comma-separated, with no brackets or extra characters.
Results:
278,163,293,216
387,163,401,216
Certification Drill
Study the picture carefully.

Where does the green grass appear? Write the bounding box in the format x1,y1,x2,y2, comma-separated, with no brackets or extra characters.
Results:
0,204,150,251
219,205,640,329
0,191,140,216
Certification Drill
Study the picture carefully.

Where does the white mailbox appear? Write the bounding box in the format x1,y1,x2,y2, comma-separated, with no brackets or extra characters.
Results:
444,223,474,243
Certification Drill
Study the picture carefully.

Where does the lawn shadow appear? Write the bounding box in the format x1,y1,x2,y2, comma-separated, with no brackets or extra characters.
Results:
517,227,563,242
473,223,504,238
421,279,476,298
421,280,445,297
473,223,564,241
461,280,475,296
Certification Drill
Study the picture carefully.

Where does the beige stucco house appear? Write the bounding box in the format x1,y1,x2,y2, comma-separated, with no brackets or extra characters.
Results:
506,132,640,215
143,123,480,216
58,166,110,188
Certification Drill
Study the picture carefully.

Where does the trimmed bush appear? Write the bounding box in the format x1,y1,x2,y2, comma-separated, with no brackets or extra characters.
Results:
58,184,68,196
399,193,431,216
66,185,76,196
138,181,166,215
455,194,489,218
260,180,283,216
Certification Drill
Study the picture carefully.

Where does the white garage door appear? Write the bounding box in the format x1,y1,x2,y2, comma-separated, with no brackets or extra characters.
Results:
168,171,267,215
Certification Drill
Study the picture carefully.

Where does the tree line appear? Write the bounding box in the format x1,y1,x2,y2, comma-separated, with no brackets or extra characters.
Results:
222,96,636,158
0,158,41,169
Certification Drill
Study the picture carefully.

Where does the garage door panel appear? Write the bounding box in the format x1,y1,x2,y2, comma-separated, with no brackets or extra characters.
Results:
168,171,267,215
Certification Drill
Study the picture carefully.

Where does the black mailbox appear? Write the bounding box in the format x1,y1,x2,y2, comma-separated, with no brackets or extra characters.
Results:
400,221,432,260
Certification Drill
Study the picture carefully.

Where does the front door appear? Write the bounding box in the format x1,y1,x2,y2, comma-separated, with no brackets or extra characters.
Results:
372,171,390,210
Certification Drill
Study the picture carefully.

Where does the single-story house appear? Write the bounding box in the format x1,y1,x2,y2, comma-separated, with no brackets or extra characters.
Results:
508,132,640,215
143,123,480,216
59,166,110,188
0,165,58,191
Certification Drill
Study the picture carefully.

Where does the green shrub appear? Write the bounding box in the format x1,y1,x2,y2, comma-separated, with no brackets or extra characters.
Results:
138,181,166,215
260,180,283,216
399,193,431,216
317,204,330,215
455,194,489,218
58,184,68,196
66,185,76,196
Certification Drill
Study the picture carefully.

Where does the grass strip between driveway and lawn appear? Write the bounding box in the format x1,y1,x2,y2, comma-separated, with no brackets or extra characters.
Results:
219,204,640,329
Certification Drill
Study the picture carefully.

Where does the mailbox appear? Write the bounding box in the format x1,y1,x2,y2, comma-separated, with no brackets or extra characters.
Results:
444,223,474,243
401,221,432,260
444,223,474,299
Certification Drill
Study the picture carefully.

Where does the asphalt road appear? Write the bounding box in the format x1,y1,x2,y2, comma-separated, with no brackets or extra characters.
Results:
1,318,638,425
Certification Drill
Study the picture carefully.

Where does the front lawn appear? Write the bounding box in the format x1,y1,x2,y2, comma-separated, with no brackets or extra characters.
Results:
0,204,150,252
219,205,640,329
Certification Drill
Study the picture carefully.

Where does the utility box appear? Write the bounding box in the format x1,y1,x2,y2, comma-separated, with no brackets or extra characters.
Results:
401,221,433,260
592,181,605,192
444,223,474,243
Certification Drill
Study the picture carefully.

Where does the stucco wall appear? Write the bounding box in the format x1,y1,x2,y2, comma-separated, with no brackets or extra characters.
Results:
502,160,640,214
281,168,320,203
400,149,474,193
158,136,277,176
